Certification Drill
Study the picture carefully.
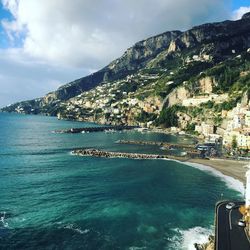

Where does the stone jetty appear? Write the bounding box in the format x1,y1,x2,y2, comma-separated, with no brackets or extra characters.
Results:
72,148,169,159
54,125,138,134
116,139,196,150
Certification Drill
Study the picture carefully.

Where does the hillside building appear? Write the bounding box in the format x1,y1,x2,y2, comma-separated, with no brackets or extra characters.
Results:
195,122,215,137
223,130,250,150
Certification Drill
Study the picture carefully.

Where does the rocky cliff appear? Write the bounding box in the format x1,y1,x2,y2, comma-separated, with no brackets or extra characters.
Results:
1,30,181,115
1,13,250,130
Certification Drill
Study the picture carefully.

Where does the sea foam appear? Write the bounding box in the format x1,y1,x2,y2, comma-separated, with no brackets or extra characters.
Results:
163,159,244,195
63,223,90,235
168,226,213,250
161,159,244,250
0,211,9,228
183,161,244,195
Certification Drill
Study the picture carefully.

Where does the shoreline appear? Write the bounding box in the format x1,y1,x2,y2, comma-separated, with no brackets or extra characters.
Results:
186,158,247,185
162,157,246,194
72,148,247,191
183,159,246,195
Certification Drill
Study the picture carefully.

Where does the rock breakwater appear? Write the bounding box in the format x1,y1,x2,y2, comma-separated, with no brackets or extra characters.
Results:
116,140,196,150
54,125,138,134
72,148,169,160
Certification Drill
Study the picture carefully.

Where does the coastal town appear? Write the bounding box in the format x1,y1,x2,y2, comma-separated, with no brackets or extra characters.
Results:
14,68,250,160
53,69,250,159
45,47,250,158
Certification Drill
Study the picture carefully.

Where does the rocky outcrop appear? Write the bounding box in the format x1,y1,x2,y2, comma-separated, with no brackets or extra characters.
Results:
177,112,192,129
199,77,216,94
179,16,250,54
241,90,250,107
194,235,214,250
151,13,250,67
163,86,190,108
107,31,182,74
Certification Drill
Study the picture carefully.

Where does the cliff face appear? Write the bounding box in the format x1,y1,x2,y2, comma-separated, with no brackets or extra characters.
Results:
152,16,250,68
1,30,182,114
107,31,182,73
163,87,190,107
2,13,250,125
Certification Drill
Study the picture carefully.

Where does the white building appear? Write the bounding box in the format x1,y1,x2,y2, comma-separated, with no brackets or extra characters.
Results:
232,113,245,129
195,122,214,137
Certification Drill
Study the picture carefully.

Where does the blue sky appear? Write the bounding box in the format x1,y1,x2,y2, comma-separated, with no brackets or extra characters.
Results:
0,0,249,108
232,0,250,10
0,2,12,48
0,2,11,20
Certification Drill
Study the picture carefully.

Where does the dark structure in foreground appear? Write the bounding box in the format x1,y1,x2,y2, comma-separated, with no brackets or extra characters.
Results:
215,201,249,250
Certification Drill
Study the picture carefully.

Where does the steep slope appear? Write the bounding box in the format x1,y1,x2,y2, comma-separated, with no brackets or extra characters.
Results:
1,13,250,129
148,13,250,68
1,31,181,115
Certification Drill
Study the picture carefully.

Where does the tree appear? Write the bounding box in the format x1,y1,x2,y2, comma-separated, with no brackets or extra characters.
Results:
156,105,182,127
232,135,238,149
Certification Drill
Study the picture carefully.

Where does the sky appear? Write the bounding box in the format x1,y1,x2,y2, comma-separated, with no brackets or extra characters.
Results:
0,0,250,108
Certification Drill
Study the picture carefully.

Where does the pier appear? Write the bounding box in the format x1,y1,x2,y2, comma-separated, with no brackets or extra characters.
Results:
116,139,196,150
54,125,138,134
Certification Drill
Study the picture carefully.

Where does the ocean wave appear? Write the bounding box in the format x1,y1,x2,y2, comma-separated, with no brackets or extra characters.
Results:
62,223,90,235
169,226,213,250
0,211,9,229
128,247,147,250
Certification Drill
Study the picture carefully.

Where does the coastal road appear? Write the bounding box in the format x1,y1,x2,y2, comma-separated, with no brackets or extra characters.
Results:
215,201,250,250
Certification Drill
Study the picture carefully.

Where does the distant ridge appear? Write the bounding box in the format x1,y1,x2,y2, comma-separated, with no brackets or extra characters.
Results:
2,13,250,129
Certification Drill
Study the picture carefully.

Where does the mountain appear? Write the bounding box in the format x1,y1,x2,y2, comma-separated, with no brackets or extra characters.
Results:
1,30,181,115
2,13,250,133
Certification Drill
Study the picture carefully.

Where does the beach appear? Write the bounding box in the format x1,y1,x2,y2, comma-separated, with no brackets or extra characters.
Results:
72,141,249,186
187,158,248,185
72,146,248,190
148,129,249,187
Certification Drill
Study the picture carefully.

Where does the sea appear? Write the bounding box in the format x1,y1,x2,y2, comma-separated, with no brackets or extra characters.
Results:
0,112,244,250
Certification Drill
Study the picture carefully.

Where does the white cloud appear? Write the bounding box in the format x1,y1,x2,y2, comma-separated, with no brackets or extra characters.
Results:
0,48,89,107
0,0,231,107
232,6,250,20
2,0,230,69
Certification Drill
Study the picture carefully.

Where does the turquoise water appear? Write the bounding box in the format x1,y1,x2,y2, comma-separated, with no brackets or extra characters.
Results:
0,113,241,249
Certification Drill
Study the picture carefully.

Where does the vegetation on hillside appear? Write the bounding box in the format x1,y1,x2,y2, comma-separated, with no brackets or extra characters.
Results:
156,105,186,127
